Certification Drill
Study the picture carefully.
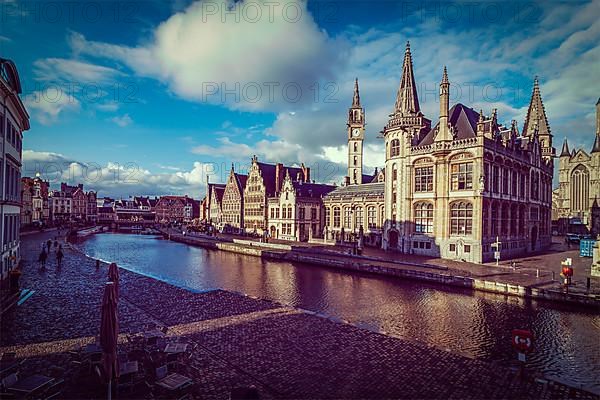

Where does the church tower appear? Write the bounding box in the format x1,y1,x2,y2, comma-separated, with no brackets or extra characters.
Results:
592,98,600,154
523,77,555,160
348,78,365,185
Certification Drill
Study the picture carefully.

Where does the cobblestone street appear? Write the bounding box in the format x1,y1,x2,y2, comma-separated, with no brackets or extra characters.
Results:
1,232,597,399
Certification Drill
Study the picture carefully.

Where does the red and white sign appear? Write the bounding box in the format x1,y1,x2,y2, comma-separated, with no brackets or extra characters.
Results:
512,329,534,353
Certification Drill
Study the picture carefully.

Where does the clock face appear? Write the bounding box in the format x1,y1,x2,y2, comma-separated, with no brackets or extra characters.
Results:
352,128,361,137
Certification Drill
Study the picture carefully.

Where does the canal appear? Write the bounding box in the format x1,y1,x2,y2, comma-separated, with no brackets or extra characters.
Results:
75,233,600,393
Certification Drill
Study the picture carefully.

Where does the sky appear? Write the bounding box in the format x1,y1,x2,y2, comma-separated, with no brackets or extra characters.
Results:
1,0,599,198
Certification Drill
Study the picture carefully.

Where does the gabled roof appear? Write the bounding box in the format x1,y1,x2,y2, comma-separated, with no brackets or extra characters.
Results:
417,103,480,146
235,173,248,193
256,162,278,195
213,186,225,203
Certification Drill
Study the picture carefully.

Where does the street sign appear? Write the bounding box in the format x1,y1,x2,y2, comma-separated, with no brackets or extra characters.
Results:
512,329,534,354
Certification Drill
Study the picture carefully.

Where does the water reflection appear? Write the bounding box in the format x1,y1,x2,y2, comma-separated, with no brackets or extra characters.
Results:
76,233,600,393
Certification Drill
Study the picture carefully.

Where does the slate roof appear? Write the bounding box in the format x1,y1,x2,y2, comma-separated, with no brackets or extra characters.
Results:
324,182,385,200
213,186,225,203
235,173,248,192
417,103,480,146
291,181,336,198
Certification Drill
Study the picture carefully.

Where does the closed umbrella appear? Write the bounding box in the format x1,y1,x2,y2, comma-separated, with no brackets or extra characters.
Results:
108,263,119,301
100,282,119,400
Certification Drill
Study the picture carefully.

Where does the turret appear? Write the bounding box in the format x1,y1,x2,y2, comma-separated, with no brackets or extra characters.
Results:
592,98,600,153
560,138,571,157
436,66,450,142
347,78,365,185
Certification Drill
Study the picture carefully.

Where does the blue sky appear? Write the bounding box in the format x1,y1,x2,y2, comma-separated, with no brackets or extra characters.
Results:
2,0,599,198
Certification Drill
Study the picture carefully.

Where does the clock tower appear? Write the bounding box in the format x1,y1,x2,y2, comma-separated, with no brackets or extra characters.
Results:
348,78,365,185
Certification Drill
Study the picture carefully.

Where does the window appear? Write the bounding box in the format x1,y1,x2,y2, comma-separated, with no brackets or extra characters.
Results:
325,208,331,226
288,206,293,219
449,244,456,252
354,142,358,152
414,202,433,233
367,207,376,229
451,163,473,191
464,245,471,253
450,201,473,235
299,207,305,220
511,170,518,196
343,207,352,228
390,139,400,157
355,207,363,229
502,168,509,194
492,166,500,193
311,208,317,221
333,208,340,227
353,156,357,166
414,166,433,192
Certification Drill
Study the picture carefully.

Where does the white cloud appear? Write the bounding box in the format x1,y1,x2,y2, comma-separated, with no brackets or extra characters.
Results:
110,113,133,127
67,0,349,112
23,91,80,125
32,58,122,84
22,150,214,198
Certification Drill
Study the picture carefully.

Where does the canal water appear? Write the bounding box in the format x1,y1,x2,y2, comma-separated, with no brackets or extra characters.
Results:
76,233,600,393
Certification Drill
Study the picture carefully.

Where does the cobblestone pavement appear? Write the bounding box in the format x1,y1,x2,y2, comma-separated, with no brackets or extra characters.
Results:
1,232,597,399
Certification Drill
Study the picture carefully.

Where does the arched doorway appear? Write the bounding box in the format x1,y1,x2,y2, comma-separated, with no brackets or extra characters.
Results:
388,230,399,249
530,226,538,251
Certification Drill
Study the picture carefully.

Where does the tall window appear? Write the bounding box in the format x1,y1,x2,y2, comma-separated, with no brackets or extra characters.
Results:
531,171,539,201
451,162,473,191
492,165,500,193
511,170,518,197
355,207,363,229
390,139,400,157
325,207,331,226
571,165,590,212
333,207,341,227
367,206,376,229
414,166,433,192
450,201,473,235
298,207,305,220
343,207,352,228
502,168,509,194
414,202,433,233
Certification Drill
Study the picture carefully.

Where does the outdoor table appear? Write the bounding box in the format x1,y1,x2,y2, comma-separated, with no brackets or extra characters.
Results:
119,361,139,376
156,373,192,391
141,330,165,339
0,360,19,376
8,374,54,395
82,343,102,354
163,343,188,354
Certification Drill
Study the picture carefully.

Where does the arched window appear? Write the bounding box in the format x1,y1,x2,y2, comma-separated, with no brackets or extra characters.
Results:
343,207,352,228
355,207,363,229
414,202,433,233
571,165,589,212
333,207,340,227
367,206,376,229
353,156,358,166
390,139,400,157
288,206,293,219
353,142,358,152
450,201,473,235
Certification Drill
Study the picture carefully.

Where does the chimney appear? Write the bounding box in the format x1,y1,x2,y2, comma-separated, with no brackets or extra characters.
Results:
275,163,283,193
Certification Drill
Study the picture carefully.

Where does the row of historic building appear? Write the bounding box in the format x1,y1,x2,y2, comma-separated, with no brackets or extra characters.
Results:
205,157,337,241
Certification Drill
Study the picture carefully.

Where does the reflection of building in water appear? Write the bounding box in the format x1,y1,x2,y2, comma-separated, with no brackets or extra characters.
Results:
553,99,600,236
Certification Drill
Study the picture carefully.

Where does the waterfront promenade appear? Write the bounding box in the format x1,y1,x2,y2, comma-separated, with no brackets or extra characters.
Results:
1,232,597,399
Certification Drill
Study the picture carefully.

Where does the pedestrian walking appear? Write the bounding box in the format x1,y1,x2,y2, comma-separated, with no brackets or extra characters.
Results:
54,240,58,250
46,239,52,252
56,246,64,267
38,248,48,270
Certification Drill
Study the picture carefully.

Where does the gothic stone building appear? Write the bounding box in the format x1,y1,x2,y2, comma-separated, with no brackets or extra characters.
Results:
323,78,386,247
267,171,335,241
243,156,310,234
380,43,554,263
553,99,600,235
221,165,248,232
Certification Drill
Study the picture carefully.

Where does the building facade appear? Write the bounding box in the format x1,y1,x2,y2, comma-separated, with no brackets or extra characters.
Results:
155,196,199,224
20,177,33,226
208,183,226,226
267,171,334,241
553,99,600,235
49,191,72,222
86,191,98,223
221,165,247,232
323,78,386,247
0,58,29,283
380,43,554,263
243,156,310,234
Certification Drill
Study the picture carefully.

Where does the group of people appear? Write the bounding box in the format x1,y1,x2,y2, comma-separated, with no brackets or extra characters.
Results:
38,238,64,270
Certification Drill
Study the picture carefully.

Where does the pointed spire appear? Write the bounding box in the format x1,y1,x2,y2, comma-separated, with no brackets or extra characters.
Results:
442,66,449,84
394,41,420,116
523,76,551,138
352,78,360,107
592,135,600,153
478,109,484,123
571,149,576,158
560,138,571,157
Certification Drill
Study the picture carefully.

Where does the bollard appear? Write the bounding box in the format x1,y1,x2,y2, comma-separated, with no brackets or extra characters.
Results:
587,277,591,290
96,259,100,269
552,271,555,281
536,269,540,278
